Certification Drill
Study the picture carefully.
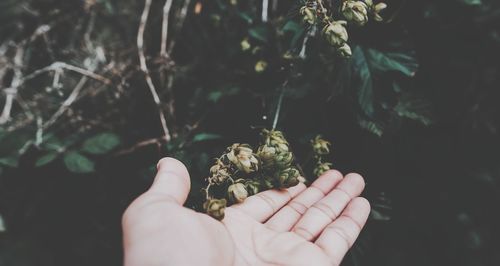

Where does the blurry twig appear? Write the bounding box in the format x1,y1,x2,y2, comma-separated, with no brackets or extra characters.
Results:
168,0,191,54
138,0,172,142
272,80,289,130
22,62,111,84
161,0,174,58
262,0,269,22
0,47,25,124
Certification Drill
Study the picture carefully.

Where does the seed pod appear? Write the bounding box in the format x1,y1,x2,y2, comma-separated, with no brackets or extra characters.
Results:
204,198,227,220
322,21,348,47
372,2,387,22
227,183,249,203
338,43,352,58
342,1,369,26
313,162,332,177
226,144,259,173
300,6,317,25
311,135,331,156
277,167,301,188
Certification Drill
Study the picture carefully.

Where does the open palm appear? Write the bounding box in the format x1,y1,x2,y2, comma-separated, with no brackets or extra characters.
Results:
123,158,370,266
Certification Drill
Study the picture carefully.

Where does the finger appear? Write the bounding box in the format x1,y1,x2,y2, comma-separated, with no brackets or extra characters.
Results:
292,173,365,241
315,197,370,265
147,157,191,205
230,182,306,222
265,170,343,232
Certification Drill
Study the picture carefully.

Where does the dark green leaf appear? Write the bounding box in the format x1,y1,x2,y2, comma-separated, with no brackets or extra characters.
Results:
357,116,384,137
352,46,375,117
35,152,59,167
248,26,269,43
394,94,433,126
81,132,121,155
365,48,418,77
63,151,95,173
192,133,222,142
0,156,19,168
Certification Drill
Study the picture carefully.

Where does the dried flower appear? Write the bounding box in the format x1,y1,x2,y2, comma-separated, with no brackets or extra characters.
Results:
322,21,348,47
244,179,261,196
255,60,268,73
227,183,248,203
342,1,369,26
338,43,352,58
311,135,331,155
277,167,301,188
204,198,227,220
372,2,387,22
314,162,332,177
300,6,317,25
226,144,259,173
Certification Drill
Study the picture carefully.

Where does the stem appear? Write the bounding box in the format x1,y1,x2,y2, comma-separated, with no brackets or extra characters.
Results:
161,0,174,58
262,0,269,22
272,81,288,130
138,0,172,142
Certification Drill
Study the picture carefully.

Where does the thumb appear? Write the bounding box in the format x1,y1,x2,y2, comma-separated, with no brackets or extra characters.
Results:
148,157,191,205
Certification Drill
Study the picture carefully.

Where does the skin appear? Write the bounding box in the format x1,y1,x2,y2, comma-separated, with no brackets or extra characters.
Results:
122,157,370,266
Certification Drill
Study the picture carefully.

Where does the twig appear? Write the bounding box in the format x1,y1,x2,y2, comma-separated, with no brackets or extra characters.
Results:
161,0,174,58
21,62,111,85
113,137,163,156
0,47,25,124
272,80,288,130
42,76,88,130
168,0,192,54
262,0,269,22
138,0,172,142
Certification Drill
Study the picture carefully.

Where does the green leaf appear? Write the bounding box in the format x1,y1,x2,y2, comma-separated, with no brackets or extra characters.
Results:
365,48,418,77
248,26,269,43
357,116,384,137
282,20,301,33
192,133,222,143
208,87,240,103
81,133,121,155
394,94,433,126
458,0,482,6
352,46,375,117
63,152,95,173
0,156,19,168
35,152,58,167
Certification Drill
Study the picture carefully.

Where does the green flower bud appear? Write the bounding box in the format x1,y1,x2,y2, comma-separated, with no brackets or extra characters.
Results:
209,159,231,184
313,162,332,177
300,6,317,25
277,167,300,188
204,198,227,220
261,177,275,190
226,144,259,173
245,180,261,196
227,183,248,203
372,2,387,22
274,150,293,169
338,43,352,57
311,135,331,155
342,1,369,26
322,21,348,47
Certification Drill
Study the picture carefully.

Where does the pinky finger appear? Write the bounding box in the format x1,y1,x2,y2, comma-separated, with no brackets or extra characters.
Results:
314,197,370,265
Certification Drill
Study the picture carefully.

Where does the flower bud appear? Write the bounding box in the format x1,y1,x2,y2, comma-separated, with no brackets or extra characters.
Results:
277,167,300,188
300,6,317,25
322,21,348,47
204,198,227,220
245,180,261,196
338,43,352,57
313,162,332,177
226,144,259,173
227,183,248,203
342,1,369,26
372,2,387,22
255,60,268,73
311,135,331,155
240,38,251,51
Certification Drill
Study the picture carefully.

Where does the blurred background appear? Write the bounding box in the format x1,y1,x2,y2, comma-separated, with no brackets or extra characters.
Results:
1,0,499,265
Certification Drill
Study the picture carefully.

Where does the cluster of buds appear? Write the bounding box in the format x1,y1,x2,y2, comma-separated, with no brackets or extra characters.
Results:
299,0,387,57
203,129,304,220
311,135,333,177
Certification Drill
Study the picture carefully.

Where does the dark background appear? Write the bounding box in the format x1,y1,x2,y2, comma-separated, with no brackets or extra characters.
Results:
1,0,499,265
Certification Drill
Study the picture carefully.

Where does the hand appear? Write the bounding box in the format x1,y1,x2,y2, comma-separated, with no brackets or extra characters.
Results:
122,158,370,266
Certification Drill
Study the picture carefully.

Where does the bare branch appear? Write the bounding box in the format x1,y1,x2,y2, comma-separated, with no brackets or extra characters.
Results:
0,47,25,124
138,0,172,142
161,0,174,58
21,62,111,85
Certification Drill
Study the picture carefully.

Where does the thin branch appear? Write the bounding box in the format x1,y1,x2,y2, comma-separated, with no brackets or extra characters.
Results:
272,80,288,130
161,0,174,58
168,0,192,54
262,0,269,22
0,47,25,124
21,62,111,85
138,0,172,142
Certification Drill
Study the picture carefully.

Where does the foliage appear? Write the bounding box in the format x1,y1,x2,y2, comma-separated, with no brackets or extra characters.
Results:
1,0,500,266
